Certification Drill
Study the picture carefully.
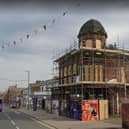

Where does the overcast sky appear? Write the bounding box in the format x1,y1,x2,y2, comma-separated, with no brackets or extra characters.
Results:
0,0,129,91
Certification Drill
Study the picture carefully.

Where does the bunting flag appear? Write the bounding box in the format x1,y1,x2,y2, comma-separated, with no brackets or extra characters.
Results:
52,19,56,24
19,38,23,43
43,25,46,31
13,40,16,45
63,11,67,16
26,34,30,39
0,1,81,50
2,45,4,49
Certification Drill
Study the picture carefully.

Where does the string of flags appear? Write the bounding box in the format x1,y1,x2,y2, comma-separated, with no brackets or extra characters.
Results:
0,1,81,50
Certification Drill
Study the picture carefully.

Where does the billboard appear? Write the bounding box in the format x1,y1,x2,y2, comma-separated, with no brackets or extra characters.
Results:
81,100,99,121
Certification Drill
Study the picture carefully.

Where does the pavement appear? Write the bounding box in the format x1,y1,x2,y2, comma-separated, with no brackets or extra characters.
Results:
18,107,123,129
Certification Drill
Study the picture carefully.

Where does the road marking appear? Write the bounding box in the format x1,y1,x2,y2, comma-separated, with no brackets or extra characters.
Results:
5,112,21,129
11,120,16,126
14,111,20,114
31,118,56,129
16,126,20,129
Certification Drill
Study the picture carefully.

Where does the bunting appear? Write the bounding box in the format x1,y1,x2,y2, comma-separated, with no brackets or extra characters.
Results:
2,45,4,49
63,11,67,16
13,40,16,45
0,1,81,50
19,38,23,43
43,25,46,31
52,19,56,24
26,34,30,39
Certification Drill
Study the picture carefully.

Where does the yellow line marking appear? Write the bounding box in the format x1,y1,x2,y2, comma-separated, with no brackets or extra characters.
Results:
31,118,56,129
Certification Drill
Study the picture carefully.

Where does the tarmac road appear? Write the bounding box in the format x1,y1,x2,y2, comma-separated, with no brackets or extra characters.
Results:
0,104,49,129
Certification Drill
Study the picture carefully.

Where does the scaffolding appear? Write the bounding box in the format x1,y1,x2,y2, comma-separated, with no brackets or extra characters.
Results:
52,39,129,115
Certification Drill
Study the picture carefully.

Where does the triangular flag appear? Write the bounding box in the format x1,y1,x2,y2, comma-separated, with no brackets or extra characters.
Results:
43,25,46,31
26,34,30,39
13,41,16,45
63,11,67,16
2,45,4,49
19,38,23,43
52,19,55,24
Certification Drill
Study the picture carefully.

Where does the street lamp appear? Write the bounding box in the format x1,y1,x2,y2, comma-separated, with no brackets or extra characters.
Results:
25,70,30,110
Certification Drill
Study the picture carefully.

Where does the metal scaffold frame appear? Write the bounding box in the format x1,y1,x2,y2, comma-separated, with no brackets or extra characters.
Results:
52,39,129,115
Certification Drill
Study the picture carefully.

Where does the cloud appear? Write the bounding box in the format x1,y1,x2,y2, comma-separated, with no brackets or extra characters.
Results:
1,1,129,90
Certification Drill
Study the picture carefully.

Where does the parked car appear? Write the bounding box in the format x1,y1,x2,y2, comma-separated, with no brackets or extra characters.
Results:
10,102,16,108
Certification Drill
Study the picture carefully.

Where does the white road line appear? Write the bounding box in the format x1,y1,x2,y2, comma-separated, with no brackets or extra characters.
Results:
10,120,21,129
5,113,21,129
16,126,20,129
11,120,16,126
14,111,20,114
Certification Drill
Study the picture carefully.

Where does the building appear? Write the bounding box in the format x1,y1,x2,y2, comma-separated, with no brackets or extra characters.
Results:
7,85,22,108
18,81,42,109
33,78,59,112
29,80,42,96
52,19,129,116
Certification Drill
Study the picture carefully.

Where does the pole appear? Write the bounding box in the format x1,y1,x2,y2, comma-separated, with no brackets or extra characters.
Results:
124,72,127,99
123,45,127,99
104,45,108,99
25,71,30,110
81,49,84,100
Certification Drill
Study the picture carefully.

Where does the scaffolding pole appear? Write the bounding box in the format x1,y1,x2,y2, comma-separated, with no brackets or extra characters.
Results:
104,46,108,99
123,45,127,99
81,48,84,100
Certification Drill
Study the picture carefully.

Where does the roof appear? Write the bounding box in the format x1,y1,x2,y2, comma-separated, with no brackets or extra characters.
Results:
78,19,107,38
54,47,129,62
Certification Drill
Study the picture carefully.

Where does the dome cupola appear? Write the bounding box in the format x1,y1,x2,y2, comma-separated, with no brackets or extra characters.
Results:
78,19,107,49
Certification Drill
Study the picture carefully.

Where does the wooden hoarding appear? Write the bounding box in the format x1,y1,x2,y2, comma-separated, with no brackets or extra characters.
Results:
100,65,104,82
95,65,99,81
85,65,89,81
99,100,109,120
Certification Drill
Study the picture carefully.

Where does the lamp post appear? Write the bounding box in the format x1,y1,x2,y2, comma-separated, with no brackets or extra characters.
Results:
25,70,30,110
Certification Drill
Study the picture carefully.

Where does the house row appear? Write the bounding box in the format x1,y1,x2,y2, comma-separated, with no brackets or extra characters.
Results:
5,77,59,114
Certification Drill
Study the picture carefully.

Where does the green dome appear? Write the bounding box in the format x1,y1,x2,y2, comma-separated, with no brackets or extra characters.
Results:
78,19,107,38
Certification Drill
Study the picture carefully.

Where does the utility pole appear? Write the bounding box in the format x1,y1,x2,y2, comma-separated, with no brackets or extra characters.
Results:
25,70,30,110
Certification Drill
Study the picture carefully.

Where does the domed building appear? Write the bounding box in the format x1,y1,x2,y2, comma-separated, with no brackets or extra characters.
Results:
78,19,107,48
52,19,129,119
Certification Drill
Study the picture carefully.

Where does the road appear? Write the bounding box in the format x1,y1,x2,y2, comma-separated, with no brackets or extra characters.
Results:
0,104,49,129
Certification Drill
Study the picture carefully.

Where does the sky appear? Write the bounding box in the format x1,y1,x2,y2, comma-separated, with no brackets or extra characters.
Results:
0,0,129,91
